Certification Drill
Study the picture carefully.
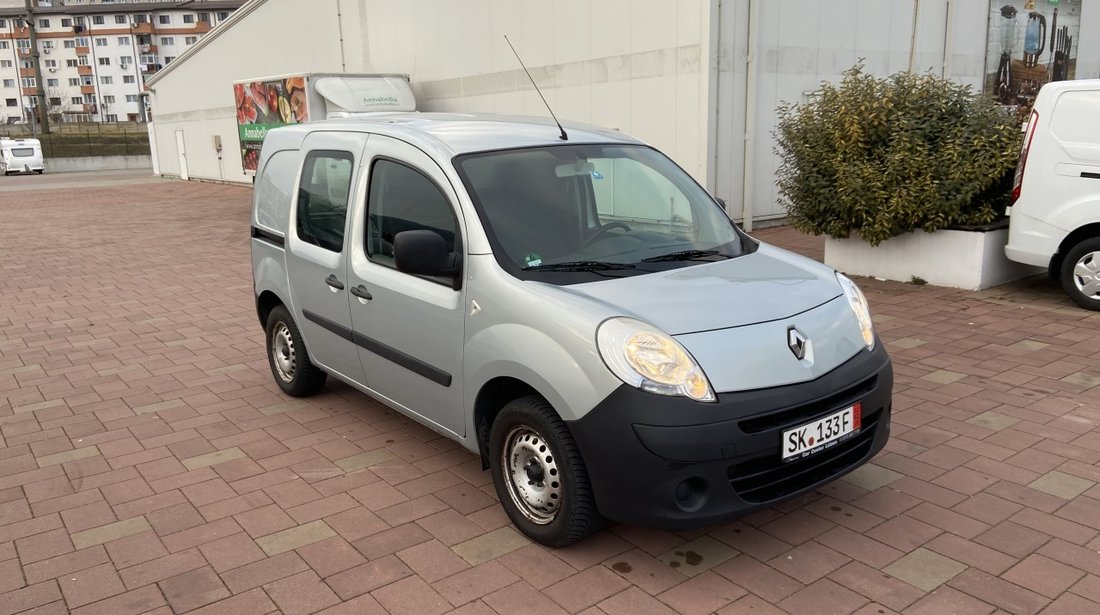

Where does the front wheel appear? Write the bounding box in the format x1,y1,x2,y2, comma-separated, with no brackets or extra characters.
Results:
489,395,602,546
1059,237,1100,311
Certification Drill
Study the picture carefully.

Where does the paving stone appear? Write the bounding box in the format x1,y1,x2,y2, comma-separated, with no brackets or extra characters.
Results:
255,519,337,556
71,517,152,550
158,566,229,613
966,412,1019,431
656,536,739,577
181,447,246,471
883,548,967,592
335,449,395,473
452,526,529,565
35,446,100,468
1028,471,1095,500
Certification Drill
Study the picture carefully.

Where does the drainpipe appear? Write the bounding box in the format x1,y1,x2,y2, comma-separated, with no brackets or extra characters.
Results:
942,0,954,78
336,0,346,72
741,0,758,231
908,0,921,72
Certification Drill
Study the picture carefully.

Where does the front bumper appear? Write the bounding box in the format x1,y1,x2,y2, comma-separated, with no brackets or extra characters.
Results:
566,342,892,529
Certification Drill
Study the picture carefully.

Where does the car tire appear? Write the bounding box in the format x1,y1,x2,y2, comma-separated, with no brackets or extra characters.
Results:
1059,237,1100,311
265,305,327,397
489,395,602,547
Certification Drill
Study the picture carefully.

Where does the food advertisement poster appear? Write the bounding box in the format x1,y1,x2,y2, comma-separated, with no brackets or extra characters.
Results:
235,75,308,172
984,0,1082,118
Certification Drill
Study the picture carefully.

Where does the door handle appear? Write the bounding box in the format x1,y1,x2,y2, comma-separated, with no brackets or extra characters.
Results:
325,274,344,291
350,285,373,302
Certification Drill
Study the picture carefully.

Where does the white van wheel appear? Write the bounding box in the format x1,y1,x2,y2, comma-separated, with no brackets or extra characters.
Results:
265,305,327,396
1060,238,1100,311
489,396,602,546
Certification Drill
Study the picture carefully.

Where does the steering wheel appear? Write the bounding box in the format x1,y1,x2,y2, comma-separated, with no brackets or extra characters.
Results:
584,221,631,246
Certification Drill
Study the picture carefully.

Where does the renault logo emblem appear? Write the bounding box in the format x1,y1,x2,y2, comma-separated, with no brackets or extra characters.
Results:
788,327,808,360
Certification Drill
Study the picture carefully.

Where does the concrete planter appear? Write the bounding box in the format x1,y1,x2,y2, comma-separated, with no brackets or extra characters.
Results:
824,222,1044,290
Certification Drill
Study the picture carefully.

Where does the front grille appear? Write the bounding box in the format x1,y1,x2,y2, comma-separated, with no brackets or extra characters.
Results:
728,409,882,503
737,374,877,435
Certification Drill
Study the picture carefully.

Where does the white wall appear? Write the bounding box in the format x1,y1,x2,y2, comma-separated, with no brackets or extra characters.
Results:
147,0,347,183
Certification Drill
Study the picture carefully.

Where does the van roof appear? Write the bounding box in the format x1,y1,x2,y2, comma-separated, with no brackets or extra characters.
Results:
0,138,41,146
266,112,644,157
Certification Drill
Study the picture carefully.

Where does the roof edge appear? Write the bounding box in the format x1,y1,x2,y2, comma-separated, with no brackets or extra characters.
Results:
146,0,268,88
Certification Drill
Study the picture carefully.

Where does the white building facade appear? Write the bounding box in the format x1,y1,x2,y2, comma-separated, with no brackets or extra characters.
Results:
146,0,1099,225
0,0,242,124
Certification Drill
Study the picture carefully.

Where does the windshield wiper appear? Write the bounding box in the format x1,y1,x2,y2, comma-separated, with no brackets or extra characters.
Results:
523,260,637,272
642,249,726,263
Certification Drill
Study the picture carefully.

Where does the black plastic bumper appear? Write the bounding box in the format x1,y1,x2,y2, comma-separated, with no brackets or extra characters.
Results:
566,343,893,529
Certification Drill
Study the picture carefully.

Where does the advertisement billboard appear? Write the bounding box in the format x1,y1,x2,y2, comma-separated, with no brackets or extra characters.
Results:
234,75,308,173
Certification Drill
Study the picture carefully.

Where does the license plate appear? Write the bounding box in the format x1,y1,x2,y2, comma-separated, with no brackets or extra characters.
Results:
781,403,861,462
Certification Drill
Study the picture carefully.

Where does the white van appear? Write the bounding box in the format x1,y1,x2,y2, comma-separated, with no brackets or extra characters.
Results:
0,137,45,175
1005,80,1100,310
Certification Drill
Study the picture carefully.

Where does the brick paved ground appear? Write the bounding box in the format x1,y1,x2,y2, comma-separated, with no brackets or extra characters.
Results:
2,172,1099,614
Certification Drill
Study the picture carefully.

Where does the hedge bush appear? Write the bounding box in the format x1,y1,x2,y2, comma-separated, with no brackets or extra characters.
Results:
774,64,1022,246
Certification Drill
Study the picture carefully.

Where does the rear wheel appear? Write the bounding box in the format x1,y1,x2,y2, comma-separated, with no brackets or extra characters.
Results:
489,395,602,546
265,305,327,396
1059,237,1100,311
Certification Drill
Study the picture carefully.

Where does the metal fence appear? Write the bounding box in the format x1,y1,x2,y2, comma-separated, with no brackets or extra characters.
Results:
0,122,150,157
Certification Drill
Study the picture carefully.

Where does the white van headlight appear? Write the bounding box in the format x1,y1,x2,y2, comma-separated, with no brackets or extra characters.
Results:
596,317,715,402
836,272,875,349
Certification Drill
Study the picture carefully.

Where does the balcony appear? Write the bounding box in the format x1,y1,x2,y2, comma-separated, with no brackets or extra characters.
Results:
17,48,31,57
140,63,159,74
77,65,93,76
76,46,90,55
139,44,158,54
83,103,98,114
18,67,35,78
22,87,37,96
130,22,155,35
192,21,212,33
80,85,96,95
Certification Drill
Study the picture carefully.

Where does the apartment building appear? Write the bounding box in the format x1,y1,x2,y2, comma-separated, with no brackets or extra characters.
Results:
0,0,243,123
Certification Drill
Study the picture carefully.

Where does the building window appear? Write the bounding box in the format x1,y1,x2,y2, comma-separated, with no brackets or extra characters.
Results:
48,97,61,106
92,16,105,25
63,40,75,49
41,40,54,49
68,78,80,86
126,94,139,103
123,75,136,84
184,36,197,45
61,18,72,28
103,95,115,104
120,55,132,65
75,37,89,47
81,76,93,86
183,14,194,24
47,78,58,87
98,57,111,66
83,94,96,104
38,19,49,28
134,15,148,24
160,37,174,46
0,61,10,69
118,36,130,45
0,20,6,29
2,80,13,88
100,76,113,85
21,77,36,88
164,56,175,65
5,99,17,107
139,54,156,64
115,15,127,25
44,60,56,68
218,12,230,21
70,97,82,105
105,114,118,122
16,39,29,49
197,12,210,23
158,15,170,25
95,38,107,47
0,42,7,50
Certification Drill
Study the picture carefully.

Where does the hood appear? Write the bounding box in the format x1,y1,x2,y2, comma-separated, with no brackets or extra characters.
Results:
559,244,842,335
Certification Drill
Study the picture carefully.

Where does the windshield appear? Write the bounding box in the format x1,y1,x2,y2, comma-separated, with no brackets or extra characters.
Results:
455,144,754,283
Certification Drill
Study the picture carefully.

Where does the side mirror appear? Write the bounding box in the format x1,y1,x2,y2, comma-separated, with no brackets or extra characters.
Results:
394,229,451,277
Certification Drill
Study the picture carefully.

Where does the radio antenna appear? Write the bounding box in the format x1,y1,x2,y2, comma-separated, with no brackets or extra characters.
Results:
505,35,568,141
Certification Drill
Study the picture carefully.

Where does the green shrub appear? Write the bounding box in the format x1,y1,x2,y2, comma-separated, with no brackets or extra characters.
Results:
774,63,1023,246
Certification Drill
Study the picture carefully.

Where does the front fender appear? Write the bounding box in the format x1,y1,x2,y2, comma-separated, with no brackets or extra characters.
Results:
464,323,621,425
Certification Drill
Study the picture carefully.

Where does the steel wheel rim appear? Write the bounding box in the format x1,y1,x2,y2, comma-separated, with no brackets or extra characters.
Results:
271,323,296,383
1072,251,1100,299
501,425,562,525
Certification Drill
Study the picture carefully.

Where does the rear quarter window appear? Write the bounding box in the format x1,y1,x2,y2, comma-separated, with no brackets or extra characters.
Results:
254,150,298,234
11,148,33,157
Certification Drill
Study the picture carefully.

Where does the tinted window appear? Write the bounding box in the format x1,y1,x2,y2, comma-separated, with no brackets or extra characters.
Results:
366,159,457,271
296,151,353,252
12,148,33,157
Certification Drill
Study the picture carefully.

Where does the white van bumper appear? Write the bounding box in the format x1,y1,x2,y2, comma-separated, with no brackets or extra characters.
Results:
1005,209,1066,268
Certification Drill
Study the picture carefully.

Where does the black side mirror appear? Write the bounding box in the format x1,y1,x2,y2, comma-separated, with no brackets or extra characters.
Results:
394,229,452,278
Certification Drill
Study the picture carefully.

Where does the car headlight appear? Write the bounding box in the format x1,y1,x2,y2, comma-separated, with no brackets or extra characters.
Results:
596,317,715,402
836,272,875,349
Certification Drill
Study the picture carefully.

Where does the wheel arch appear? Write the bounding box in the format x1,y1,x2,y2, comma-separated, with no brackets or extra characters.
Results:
1051,223,1100,276
256,290,285,329
473,377,544,469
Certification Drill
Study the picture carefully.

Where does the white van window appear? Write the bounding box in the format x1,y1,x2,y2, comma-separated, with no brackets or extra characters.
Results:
296,151,353,252
254,150,296,232
366,159,458,272
12,148,33,158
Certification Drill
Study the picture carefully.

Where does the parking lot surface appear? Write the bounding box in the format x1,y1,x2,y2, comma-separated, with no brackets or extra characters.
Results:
2,173,1099,615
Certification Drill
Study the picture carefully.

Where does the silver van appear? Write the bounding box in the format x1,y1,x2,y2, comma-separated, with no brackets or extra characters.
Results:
250,114,892,546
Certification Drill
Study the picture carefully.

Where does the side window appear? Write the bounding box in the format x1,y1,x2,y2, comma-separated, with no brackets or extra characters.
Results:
296,151,353,252
366,159,458,271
